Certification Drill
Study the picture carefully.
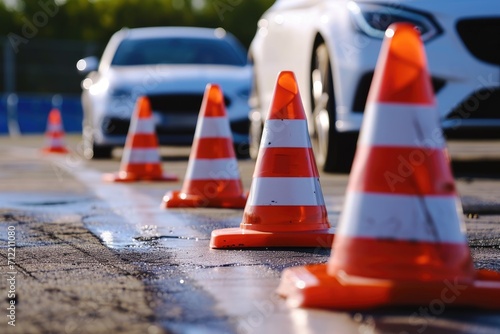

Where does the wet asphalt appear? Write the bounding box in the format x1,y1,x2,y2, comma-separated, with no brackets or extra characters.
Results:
1,135,500,334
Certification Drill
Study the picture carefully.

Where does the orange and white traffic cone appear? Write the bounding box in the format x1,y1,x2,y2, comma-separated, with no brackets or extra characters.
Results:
162,84,247,208
103,96,178,182
42,108,68,154
210,71,335,248
278,23,500,310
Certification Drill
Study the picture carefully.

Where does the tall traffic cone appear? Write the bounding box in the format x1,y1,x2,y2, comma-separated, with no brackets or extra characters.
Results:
162,84,247,208
42,108,68,154
103,96,178,182
278,23,500,310
210,71,335,248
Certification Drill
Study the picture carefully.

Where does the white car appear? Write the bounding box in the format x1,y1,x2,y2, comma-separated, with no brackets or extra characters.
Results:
78,26,252,159
249,0,500,172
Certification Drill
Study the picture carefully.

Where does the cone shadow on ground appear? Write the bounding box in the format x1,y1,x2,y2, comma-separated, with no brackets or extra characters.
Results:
159,155,190,162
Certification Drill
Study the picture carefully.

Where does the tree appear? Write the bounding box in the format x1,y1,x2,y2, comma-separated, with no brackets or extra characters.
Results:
1,0,275,47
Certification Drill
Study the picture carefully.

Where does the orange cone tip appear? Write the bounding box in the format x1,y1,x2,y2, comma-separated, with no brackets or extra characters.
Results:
277,23,500,310
136,96,153,118
103,96,178,182
162,84,247,208
367,23,435,106
42,108,69,154
210,71,335,248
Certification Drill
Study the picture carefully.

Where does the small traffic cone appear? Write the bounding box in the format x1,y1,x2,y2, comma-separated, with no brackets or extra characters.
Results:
103,96,178,182
42,108,68,154
210,71,335,248
278,23,500,310
162,84,247,208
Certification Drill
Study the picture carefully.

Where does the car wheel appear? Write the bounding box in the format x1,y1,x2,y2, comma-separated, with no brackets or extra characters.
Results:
249,111,263,160
91,144,113,159
83,125,113,159
248,64,263,160
234,142,250,160
311,42,357,173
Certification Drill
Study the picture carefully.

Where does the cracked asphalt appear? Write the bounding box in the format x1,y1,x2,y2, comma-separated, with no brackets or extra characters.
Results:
1,135,500,334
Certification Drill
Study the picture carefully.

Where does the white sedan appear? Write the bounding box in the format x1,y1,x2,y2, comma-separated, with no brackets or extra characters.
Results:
78,26,252,159
249,0,500,172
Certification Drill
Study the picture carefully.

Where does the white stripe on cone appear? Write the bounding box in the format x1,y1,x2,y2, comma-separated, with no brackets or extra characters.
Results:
194,117,232,139
260,120,311,149
131,118,155,134
337,192,466,243
121,148,160,164
359,103,445,148
46,138,64,147
47,124,63,132
247,177,325,206
184,158,241,180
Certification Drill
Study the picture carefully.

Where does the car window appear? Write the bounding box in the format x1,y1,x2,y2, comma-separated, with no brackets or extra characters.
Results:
111,37,247,67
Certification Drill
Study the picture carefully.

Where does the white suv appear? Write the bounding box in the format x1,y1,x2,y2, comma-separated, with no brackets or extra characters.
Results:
249,0,500,172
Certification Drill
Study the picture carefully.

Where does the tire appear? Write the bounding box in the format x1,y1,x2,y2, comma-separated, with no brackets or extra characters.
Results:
248,111,263,160
234,142,250,160
82,125,113,159
248,63,263,160
311,42,357,173
91,144,113,159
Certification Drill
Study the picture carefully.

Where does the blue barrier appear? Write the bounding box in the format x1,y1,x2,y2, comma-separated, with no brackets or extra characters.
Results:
0,94,83,134
0,97,7,134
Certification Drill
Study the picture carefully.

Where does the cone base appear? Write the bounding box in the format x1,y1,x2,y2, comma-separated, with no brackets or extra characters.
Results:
42,147,68,154
162,190,247,209
210,227,335,249
103,171,178,183
278,263,500,310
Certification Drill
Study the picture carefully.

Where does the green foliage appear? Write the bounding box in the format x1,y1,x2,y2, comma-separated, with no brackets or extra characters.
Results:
0,0,275,93
1,0,275,48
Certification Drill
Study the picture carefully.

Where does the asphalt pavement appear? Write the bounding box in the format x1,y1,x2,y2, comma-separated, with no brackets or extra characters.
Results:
1,135,500,334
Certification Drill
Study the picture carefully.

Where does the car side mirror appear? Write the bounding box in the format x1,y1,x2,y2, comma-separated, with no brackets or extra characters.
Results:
76,56,99,74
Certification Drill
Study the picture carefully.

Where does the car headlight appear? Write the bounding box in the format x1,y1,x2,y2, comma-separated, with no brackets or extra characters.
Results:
347,1,442,42
89,79,109,96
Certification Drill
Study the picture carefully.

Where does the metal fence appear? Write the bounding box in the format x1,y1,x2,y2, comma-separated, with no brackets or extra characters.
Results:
1,38,104,134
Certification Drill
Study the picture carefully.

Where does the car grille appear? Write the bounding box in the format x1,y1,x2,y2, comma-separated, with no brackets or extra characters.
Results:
102,117,129,135
446,88,500,120
103,117,198,136
103,93,233,137
352,72,446,112
229,118,249,135
148,93,232,113
456,18,500,66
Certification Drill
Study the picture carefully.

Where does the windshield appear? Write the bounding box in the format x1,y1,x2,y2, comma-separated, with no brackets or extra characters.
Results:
111,37,247,67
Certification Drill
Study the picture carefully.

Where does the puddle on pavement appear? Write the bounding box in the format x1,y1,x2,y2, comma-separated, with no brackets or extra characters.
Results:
0,193,93,210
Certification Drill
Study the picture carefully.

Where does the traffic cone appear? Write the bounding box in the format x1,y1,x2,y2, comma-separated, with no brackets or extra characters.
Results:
42,108,68,154
278,23,500,310
162,84,247,208
210,71,335,248
103,96,178,182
